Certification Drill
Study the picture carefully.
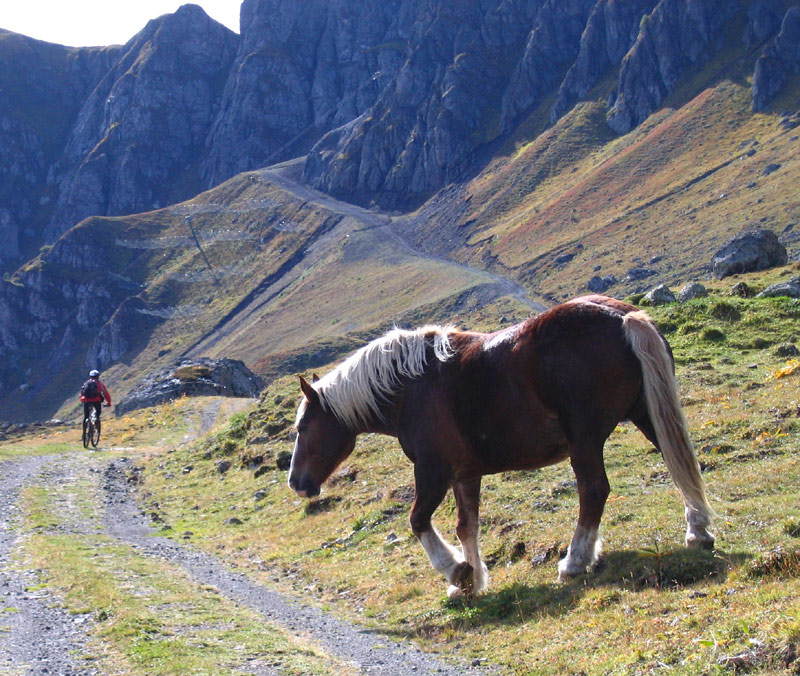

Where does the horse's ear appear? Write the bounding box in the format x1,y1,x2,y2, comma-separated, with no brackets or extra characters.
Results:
299,375,320,405
311,373,320,383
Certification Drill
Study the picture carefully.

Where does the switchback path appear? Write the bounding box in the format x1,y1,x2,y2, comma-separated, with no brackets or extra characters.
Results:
258,160,546,314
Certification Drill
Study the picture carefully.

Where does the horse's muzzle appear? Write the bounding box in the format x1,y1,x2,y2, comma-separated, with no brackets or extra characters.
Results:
288,474,320,499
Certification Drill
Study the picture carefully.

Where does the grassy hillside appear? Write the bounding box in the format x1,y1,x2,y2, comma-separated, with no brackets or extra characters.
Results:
129,267,800,675
40,170,506,422
419,76,800,303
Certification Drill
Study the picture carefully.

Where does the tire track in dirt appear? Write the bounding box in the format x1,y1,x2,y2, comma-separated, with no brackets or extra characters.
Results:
2,451,483,675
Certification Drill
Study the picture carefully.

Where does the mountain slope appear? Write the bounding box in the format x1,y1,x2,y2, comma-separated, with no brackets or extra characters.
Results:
2,0,800,421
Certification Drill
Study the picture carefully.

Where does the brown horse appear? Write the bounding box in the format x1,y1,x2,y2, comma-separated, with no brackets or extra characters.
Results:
288,295,714,598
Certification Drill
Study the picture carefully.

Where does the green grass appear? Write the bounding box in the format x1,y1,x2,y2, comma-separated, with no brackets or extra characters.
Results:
134,273,800,675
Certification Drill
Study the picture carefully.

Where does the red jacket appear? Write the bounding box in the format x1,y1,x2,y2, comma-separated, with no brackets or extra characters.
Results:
80,378,112,405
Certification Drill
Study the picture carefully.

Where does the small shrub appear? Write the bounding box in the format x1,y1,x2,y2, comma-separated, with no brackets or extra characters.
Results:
783,518,800,538
701,327,726,342
172,365,211,381
679,323,700,335
710,301,742,322
227,412,249,439
748,546,800,578
627,293,646,305
657,321,678,334
220,439,239,455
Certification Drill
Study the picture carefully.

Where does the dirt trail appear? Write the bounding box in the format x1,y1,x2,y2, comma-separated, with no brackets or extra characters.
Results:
0,455,100,676
102,458,477,675
258,161,546,314
0,442,482,675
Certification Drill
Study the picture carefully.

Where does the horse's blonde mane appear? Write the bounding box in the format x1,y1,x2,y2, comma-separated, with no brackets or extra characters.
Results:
310,325,456,430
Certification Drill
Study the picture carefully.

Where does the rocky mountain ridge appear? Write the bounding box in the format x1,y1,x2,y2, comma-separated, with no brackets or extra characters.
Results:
3,0,798,274
2,0,800,421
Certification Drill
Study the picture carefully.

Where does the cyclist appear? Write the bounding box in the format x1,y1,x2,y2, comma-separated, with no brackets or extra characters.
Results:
80,369,112,424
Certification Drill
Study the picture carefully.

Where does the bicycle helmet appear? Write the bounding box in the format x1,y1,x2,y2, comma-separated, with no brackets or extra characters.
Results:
89,369,100,377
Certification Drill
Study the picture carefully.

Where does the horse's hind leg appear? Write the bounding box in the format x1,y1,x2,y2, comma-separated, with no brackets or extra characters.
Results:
631,409,715,549
559,441,609,582
409,462,468,597
452,478,489,596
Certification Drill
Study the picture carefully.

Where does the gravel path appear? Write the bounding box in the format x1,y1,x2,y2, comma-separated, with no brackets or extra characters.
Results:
102,457,478,676
0,455,99,676
0,452,482,675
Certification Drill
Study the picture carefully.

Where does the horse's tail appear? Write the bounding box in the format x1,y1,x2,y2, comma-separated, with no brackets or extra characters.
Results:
622,311,714,523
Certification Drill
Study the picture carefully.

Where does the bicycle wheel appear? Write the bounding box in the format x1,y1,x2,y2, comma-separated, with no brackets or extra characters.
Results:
89,411,100,448
91,416,101,448
82,417,91,449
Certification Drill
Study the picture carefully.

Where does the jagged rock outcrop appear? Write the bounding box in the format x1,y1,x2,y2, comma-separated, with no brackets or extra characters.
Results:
550,0,658,124
201,0,418,186
306,0,788,205
502,0,598,130
114,357,265,415
743,0,786,48
304,0,556,204
607,0,737,134
45,5,239,241
3,0,798,257
752,6,800,112
0,31,120,270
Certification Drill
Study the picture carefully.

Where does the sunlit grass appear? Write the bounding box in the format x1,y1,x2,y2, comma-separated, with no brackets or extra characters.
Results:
135,277,800,675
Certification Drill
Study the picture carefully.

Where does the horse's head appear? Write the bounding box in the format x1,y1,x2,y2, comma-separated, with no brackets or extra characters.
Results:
288,375,356,498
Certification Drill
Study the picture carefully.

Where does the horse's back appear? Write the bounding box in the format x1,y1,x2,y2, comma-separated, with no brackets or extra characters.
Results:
518,297,646,429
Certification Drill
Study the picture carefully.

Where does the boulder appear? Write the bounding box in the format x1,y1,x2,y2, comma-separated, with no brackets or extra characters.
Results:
625,267,657,281
731,281,755,298
644,284,676,305
115,357,264,415
712,229,787,279
678,282,708,302
756,276,800,298
587,274,617,293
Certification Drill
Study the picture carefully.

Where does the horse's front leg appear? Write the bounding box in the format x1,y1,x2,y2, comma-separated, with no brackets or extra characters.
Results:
409,462,470,598
558,445,609,582
452,478,489,597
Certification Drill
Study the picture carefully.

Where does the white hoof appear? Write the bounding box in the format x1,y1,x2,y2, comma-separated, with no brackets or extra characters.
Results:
557,557,587,582
447,584,467,599
685,529,715,550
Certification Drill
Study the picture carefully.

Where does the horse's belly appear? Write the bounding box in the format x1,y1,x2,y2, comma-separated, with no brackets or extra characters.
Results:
469,417,570,474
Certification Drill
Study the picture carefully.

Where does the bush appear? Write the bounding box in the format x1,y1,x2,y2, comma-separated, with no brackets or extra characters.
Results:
701,327,726,342
710,301,742,322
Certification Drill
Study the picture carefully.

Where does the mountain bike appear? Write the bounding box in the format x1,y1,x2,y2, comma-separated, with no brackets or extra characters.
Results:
82,407,101,449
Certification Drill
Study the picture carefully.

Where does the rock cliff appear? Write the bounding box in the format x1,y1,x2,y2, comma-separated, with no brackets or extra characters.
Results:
752,5,800,111
0,31,119,269
3,0,798,263
305,0,796,205
1,0,799,421
45,4,239,241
